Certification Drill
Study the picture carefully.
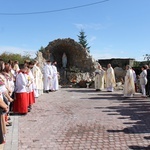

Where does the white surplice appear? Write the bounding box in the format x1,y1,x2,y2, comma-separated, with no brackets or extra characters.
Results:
15,72,28,93
32,65,40,97
51,65,59,91
43,64,53,91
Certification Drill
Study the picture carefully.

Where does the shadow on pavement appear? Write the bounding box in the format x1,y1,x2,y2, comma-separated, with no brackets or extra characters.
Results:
81,93,124,100
106,98,150,133
104,95,150,149
66,89,96,93
66,89,150,149
128,145,150,150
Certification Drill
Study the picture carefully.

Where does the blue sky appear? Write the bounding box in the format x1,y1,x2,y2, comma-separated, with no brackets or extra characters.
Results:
0,0,150,61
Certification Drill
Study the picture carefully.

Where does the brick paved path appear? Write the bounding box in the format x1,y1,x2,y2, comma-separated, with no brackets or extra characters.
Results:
4,88,150,150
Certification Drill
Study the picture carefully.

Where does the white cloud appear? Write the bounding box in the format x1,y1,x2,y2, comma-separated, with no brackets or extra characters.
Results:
91,47,133,61
0,46,36,58
89,36,96,42
74,23,107,30
120,50,125,54
140,49,148,53
91,52,116,60
0,27,5,33
74,23,85,29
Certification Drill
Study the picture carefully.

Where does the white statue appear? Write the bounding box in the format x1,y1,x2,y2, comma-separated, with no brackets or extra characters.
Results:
36,51,45,70
62,53,67,68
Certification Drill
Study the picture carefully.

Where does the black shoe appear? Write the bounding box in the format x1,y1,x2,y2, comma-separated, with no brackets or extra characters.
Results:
19,113,27,115
6,122,12,126
96,89,101,91
28,105,32,109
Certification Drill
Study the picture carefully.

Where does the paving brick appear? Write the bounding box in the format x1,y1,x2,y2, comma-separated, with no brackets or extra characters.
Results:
3,88,150,150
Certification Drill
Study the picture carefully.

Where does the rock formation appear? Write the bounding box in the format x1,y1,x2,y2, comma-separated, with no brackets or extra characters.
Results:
44,38,97,72
42,38,98,86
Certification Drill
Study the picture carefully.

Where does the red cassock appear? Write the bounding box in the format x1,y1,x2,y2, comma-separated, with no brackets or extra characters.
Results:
13,93,28,114
29,91,35,105
13,71,29,114
28,70,35,105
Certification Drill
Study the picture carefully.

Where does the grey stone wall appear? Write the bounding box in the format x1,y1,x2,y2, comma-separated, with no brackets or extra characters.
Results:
98,58,135,69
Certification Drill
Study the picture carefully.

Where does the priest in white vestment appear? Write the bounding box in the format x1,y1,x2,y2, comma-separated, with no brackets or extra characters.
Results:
51,61,59,91
94,65,105,91
123,65,135,97
43,60,53,93
106,64,116,92
32,60,39,98
36,62,43,96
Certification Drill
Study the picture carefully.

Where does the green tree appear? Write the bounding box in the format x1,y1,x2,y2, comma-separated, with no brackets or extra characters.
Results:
39,46,45,53
77,29,91,53
0,52,32,64
144,54,150,61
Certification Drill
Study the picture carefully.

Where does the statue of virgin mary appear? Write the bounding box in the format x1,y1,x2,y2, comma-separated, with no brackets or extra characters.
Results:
62,52,67,68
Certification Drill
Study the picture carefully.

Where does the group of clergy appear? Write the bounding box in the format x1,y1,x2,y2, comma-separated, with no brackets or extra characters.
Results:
94,63,150,98
42,60,59,93
94,63,116,92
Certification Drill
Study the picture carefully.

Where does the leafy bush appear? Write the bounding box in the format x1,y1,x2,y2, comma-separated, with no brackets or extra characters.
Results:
0,52,33,64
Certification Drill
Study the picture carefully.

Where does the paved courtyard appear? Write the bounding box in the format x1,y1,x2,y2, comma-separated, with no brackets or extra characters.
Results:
3,88,150,150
